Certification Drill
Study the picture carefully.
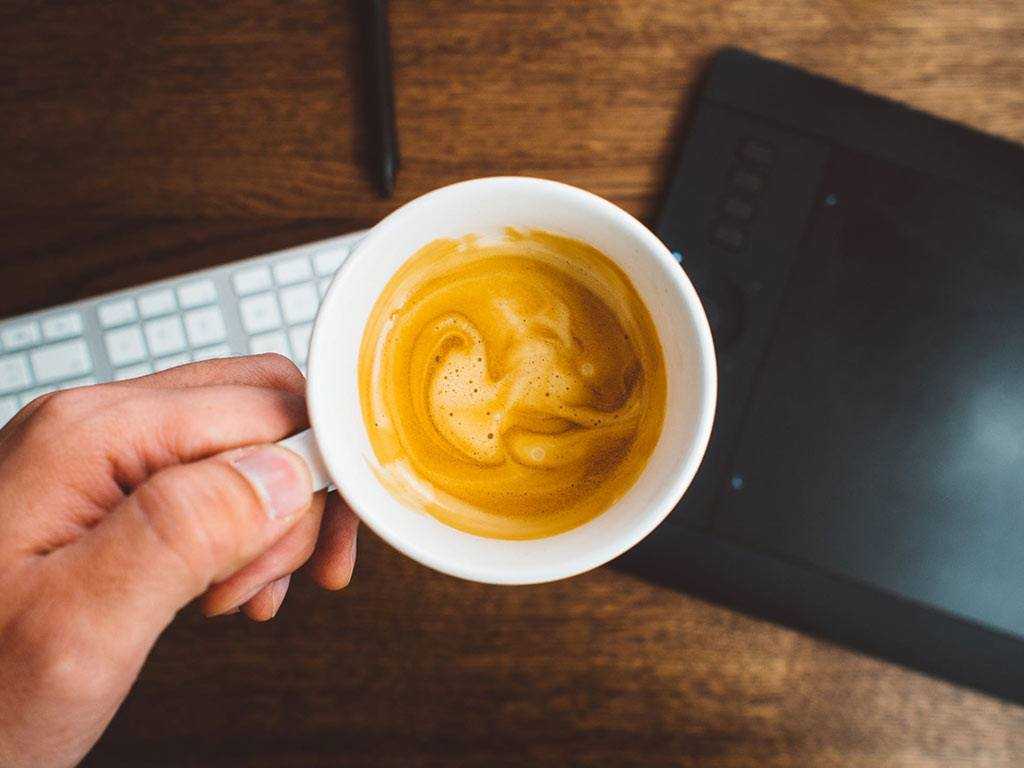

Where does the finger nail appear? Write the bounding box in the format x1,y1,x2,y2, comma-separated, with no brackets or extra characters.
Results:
270,574,291,618
338,530,358,589
206,605,241,618
231,445,311,520
215,582,264,617
347,531,358,575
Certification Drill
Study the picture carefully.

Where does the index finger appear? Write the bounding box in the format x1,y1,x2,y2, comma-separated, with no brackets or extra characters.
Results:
108,353,306,395
3,353,305,434
0,382,311,550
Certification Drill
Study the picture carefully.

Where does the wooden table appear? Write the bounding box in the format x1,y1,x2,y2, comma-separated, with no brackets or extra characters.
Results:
3,1,1024,765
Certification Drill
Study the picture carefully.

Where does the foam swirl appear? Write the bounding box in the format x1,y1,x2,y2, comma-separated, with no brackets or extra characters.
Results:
359,229,666,539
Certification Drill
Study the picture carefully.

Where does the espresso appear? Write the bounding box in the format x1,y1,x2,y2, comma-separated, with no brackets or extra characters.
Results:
358,228,666,539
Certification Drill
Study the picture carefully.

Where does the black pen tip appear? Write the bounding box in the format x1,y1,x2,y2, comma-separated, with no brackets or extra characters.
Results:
378,156,396,198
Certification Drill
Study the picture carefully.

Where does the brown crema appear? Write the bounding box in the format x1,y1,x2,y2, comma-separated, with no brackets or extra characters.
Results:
358,228,666,539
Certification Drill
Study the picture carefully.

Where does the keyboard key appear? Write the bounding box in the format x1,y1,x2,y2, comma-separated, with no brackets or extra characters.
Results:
42,312,84,340
62,376,97,388
289,323,313,364
192,343,232,361
2,321,41,351
98,299,137,328
184,306,227,347
177,279,218,308
30,339,92,385
115,362,153,381
250,331,291,357
19,386,56,407
273,257,313,286
155,353,192,371
0,396,18,424
143,316,187,357
318,277,331,297
139,289,177,318
280,283,319,325
313,248,348,276
239,293,282,334
0,354,32,394
233,266,272,296
104,326,147,366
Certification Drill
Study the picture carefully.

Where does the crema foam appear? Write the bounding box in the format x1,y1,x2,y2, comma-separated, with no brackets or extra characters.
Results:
358,228,666,539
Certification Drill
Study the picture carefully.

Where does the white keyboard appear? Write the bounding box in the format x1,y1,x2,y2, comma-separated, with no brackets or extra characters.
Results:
0,229,368,427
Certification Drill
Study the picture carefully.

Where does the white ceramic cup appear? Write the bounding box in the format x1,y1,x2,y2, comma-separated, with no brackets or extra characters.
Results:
280,177,716,585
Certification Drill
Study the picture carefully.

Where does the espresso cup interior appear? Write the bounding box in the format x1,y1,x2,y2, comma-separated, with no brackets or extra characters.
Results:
307,177,715,584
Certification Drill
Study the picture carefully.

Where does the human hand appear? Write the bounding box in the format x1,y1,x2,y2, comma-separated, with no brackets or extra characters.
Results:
0,354,359,768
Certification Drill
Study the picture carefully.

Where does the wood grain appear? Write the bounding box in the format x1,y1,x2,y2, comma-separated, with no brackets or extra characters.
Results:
2,1,1023,765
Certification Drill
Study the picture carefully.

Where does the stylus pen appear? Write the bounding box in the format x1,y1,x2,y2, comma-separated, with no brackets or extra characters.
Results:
366,0,399,197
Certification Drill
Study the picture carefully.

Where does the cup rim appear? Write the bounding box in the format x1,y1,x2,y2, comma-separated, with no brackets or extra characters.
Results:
307,176,717,584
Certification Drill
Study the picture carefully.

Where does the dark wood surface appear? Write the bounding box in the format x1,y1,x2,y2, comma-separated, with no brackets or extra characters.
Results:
3,1,1024,765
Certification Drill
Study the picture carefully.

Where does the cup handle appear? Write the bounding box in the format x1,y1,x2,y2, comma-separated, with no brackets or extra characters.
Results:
278,428,333,492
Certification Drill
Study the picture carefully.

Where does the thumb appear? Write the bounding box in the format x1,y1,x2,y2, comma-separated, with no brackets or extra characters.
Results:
67,444,314,635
